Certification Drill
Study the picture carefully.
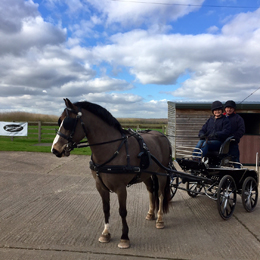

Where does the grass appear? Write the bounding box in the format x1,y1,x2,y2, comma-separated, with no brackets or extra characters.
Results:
0,124,91,155
0,137,91,155
0,112,167,155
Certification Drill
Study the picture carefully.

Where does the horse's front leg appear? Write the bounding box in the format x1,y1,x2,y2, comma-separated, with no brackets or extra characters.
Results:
96,181,111,243
117,187,130,249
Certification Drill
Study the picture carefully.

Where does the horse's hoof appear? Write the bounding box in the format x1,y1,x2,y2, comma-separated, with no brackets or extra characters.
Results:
156,221,164,229
146,213,155,220
118,239,130,249
99,233,111,243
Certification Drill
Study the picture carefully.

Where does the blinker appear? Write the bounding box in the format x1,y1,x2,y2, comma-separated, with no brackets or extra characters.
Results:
57,107,83,135
57,116,77,131
63,117,77,131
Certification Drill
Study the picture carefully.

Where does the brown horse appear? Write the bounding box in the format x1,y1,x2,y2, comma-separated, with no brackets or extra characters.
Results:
51,98,172,249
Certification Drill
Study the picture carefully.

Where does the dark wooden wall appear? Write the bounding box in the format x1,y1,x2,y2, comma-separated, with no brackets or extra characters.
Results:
239,135,260,165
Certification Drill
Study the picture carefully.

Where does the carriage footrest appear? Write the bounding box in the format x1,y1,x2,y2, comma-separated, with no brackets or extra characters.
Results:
176,158,206,171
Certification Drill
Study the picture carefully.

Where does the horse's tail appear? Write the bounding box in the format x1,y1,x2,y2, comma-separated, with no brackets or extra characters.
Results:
163,176,171,213
152,175,159,211
152,175,171,214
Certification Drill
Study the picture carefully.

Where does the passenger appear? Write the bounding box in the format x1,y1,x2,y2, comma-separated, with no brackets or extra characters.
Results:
193,101,231,159
224,100,245,167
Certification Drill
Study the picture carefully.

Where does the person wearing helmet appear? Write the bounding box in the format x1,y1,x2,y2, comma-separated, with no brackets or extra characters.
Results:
193,101,231,159
224,100,245,167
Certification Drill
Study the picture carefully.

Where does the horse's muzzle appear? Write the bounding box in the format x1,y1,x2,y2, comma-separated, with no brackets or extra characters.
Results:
52,148,63,158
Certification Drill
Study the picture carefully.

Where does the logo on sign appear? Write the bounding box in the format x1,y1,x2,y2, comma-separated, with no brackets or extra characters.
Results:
4,124,24,132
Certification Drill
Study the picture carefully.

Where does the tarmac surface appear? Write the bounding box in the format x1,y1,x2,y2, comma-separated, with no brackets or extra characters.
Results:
0,151,259,260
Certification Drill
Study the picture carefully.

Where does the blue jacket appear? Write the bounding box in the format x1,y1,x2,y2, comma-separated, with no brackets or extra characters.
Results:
199,114,231,142
224,112,245,143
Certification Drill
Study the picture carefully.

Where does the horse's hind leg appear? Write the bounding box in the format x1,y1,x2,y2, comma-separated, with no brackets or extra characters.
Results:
144,178,156,220
156,193,165,229
116,187,130,249
96,183,111,243
156,176,170,229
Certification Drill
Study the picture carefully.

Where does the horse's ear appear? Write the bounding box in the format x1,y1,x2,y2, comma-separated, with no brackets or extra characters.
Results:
64,98,73,108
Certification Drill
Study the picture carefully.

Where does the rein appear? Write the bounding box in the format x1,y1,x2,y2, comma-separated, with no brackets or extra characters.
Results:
76,136,128,148
57,106,214,193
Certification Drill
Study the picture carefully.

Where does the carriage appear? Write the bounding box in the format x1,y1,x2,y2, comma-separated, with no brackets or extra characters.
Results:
52,98,259,249
169,136,259,220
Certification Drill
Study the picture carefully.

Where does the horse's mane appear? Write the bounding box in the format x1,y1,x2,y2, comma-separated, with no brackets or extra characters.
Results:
74,101,124,133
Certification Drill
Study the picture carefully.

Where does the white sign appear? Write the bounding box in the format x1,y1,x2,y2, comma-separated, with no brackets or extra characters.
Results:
0,122,28,136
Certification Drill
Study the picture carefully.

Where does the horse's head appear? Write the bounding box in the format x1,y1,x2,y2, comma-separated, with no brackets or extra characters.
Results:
51,98,86,157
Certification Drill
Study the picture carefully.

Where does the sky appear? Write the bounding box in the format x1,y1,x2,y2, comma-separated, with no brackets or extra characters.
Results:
1,0,260,118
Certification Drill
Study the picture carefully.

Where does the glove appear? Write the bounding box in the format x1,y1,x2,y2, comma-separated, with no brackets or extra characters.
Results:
208,133,216,139
199,134,206,140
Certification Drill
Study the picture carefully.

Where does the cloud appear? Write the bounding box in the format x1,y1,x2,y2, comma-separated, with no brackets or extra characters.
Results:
1,1,260,119
207,25,219,33
55,77,134,96
78,93,167,118
0,46,95,93
222,8,260,36
86,0,204,28
89,8,260,102
0,16,66,56
0,0,39,34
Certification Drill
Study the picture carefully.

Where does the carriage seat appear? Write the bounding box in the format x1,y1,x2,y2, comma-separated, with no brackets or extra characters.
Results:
205,136,235,167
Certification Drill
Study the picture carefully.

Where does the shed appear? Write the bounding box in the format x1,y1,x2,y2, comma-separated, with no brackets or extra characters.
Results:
167,101,260,165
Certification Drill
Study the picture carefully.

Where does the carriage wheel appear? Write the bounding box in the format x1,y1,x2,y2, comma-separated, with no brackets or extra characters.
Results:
169,177,179,200
186,181,202,198
242,177,258,212
217,175,237,220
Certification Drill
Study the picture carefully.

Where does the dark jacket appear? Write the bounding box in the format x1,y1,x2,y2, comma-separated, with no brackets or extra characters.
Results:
198,114,231,142
224,112,245,143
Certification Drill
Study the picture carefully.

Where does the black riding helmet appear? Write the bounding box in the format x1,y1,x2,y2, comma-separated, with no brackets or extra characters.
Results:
224,100,236,109
211,100,223,112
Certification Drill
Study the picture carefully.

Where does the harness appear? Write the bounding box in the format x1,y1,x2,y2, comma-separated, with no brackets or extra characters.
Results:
89,129,153,188
57,107,159,190
57,106,213,191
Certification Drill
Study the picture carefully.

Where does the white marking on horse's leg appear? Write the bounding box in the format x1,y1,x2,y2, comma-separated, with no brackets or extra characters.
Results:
102,223,110,235
99,223,111,243
146,191,155,220
157,195,163,222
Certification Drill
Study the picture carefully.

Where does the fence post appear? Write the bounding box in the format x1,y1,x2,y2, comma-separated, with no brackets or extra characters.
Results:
38,121,41,143
162,125,166,134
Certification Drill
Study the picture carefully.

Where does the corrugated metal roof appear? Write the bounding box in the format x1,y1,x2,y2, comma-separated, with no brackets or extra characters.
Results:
168,101,260,110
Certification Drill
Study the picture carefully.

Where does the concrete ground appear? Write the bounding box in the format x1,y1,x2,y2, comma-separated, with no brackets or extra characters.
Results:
0,151,259,260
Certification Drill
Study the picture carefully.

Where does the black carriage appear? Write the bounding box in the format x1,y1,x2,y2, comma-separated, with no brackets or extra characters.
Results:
170,137,259,220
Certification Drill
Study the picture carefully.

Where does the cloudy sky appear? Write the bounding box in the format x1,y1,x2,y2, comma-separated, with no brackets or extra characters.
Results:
1,0,260,118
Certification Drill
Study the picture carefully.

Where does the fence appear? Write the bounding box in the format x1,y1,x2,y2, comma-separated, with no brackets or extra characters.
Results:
19,121,168,143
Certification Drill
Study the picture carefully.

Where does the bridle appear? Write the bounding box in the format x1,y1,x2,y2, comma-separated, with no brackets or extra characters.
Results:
57,106,88,150
57,106,127,152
